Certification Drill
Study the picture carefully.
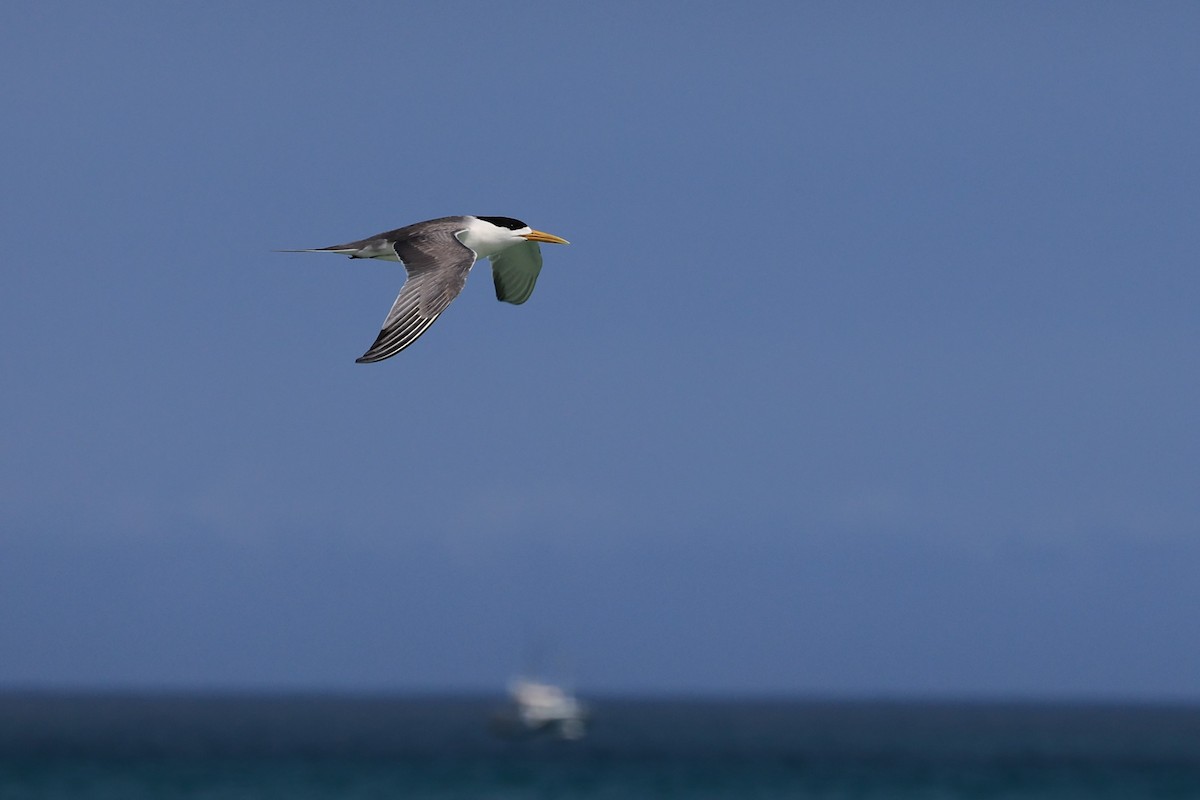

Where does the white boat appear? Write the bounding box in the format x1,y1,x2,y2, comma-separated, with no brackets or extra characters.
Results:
490,678,588,740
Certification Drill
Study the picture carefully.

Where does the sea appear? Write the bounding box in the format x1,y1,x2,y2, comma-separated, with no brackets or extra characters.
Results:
2,692,1199,799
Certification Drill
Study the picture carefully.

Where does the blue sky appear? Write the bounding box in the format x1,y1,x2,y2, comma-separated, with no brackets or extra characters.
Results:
2,2,1198,698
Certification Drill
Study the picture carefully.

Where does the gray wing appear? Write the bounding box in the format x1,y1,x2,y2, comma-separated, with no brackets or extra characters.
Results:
489,241,543,305
356,226,476,363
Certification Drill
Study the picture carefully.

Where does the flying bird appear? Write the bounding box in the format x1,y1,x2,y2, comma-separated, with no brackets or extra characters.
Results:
282,216,569,363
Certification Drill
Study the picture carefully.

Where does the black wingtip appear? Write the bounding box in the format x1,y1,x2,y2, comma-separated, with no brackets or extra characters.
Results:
355,349,386,364
354,329,391,363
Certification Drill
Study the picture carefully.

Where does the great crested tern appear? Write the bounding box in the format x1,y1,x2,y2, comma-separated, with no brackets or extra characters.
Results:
283,216,569,363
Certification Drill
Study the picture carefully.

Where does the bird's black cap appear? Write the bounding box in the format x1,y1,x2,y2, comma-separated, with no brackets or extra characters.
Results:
477,216,527,230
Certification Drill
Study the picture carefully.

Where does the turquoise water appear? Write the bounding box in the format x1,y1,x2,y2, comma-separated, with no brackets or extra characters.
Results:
2,693,1199,798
